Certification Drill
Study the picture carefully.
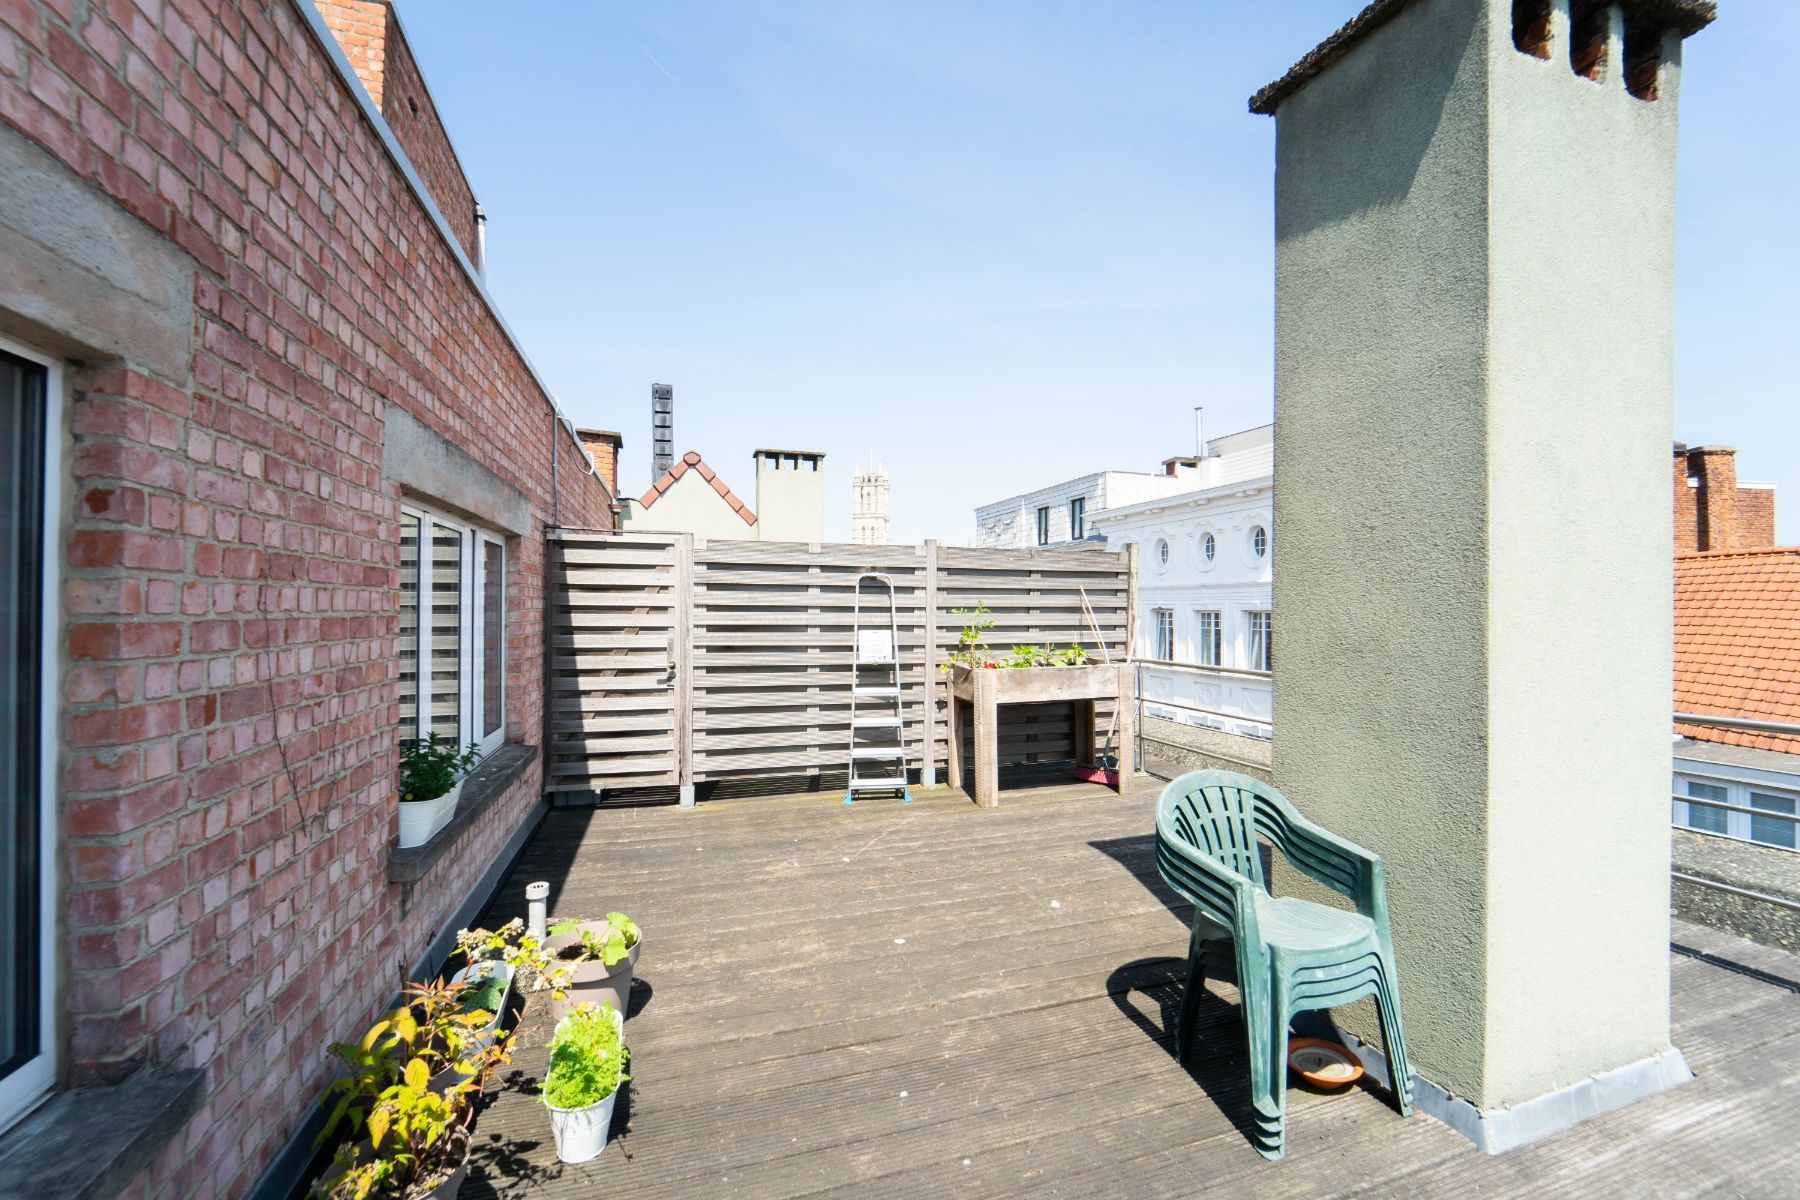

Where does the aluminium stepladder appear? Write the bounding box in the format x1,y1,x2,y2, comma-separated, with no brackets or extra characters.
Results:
844,573,914,804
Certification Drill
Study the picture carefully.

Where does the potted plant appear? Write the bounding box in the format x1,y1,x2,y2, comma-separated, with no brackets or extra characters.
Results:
312,979,509,1199
398,735,481,848
542,1001,628,1164
541,913,641,1018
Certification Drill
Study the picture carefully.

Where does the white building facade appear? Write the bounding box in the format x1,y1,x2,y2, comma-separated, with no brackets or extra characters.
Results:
1089,424,1274,738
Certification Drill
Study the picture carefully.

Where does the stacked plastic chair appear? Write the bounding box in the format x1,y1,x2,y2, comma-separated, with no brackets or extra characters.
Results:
1153,769,1413,1160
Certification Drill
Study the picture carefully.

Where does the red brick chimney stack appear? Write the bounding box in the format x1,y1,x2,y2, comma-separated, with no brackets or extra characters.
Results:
1673,444,1777,552
578,429,623,496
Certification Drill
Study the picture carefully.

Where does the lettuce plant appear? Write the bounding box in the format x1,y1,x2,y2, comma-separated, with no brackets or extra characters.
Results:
543,1001,628,1110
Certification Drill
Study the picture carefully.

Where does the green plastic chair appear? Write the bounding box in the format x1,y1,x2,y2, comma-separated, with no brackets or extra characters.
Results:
1153,769,1413,1160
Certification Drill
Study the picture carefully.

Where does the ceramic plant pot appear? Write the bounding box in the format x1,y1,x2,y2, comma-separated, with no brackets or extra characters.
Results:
544,926,640,1020
546,1089,619,1164
397,778,462,848
429,960,515,1093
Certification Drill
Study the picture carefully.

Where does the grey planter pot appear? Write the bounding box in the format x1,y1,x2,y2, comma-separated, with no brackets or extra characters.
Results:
544,927,641,1020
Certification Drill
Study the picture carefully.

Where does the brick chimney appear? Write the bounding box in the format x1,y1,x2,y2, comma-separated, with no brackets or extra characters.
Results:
577,429,623,496
1674,444,1776,552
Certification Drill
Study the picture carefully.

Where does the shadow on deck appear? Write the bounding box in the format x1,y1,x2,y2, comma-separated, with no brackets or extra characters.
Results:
459,773,1800,1198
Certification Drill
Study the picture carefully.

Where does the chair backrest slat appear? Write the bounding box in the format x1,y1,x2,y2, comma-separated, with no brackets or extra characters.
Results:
1155,769,1364,908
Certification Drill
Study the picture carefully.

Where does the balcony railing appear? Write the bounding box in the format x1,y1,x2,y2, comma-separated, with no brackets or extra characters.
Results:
1672,711,1799,910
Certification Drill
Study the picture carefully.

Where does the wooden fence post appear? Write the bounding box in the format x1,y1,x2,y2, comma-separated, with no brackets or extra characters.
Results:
922,539,939,787
676,532,695,806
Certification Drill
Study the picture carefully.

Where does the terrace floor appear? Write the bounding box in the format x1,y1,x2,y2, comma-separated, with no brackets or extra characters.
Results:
462,772,1800,1198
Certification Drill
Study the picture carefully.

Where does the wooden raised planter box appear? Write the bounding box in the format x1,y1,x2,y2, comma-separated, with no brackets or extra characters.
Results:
945,663,1135,808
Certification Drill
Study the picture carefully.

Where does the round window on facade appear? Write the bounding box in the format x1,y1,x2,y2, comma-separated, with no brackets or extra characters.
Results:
1251,525,1268,559
1202,532,1216,562
1155,538,1170,567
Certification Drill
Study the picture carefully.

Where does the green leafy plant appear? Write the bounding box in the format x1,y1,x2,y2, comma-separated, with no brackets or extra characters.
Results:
548,912,640,970
398,734,454,804
1003,644,1053,668
311,979,509,1199
398,735,483,806
1054,644,1090,666
456,919,563,999
940,601,996,672
543,1001,629,1110
457,974,508,1020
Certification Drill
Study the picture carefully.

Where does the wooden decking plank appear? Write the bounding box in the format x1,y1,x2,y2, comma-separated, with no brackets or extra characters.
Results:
461,782,1800,1200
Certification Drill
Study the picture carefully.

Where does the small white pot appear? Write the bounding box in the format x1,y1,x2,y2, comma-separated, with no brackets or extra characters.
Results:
548,1090,617,1164
397,778,462,848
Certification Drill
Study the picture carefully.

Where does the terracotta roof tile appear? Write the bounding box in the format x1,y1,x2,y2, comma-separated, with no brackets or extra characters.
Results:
1674,546,1800,753
637,450,758,527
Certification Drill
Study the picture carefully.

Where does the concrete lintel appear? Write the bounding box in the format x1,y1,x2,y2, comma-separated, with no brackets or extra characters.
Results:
382,401,531,536
0,122,194,385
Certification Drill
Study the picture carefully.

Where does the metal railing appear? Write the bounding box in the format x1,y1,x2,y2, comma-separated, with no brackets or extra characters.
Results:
1671,711,1800,912
1131,658,1273,772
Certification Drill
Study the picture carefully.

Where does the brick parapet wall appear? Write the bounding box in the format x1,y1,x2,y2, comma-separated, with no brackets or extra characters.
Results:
373,3,478,262
312,0,479,262
0,0,610,1196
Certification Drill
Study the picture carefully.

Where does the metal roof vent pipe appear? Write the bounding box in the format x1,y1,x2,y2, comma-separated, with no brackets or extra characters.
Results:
474,202,488,280
652,383,674,479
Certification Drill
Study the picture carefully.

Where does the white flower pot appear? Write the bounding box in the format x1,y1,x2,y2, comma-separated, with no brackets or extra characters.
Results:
397,778,462,848
548,1089,617,1164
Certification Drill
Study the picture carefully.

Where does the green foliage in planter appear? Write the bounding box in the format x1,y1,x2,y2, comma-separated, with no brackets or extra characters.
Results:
457,974,508,1021
543,1001,629,1110
312,979,508,1199
939,600,1093,671
547,911,640,969
397,733,480,804
941,600,996,672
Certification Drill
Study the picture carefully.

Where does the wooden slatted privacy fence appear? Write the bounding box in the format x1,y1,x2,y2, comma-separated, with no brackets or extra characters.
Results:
546,530,1136,802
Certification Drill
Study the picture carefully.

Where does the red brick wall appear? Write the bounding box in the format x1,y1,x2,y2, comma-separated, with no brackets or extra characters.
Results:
313,0,385,106
373,5,479,263
1736,486,1776,549
0,1,610,1196
578,428,622,496
313,0,479,263
1673,446,1778,553
1672,450,1700,553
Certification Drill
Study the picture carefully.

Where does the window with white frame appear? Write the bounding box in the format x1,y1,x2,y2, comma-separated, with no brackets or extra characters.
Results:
1201,532,1216,562
1153,609,1175,661
398,505,506,757
1068,496,1086,541
1248,610,1273,672
1674,774,1797,851
1195,610,1222,667
1,340,59,1132
1035,505,1050,546
1250,524,1269,560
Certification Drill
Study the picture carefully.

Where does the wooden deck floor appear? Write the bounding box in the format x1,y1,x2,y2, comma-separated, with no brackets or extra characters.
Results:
461,775,1800,1199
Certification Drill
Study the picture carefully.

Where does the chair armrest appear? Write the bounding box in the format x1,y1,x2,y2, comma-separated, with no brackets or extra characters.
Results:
1264,802,1389,921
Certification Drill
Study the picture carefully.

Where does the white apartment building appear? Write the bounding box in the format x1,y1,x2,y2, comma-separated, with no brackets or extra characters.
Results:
1090,423,1274,738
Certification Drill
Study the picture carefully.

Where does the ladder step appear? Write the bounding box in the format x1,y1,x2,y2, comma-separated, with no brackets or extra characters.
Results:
851,748,905,760
852,716,902,728
848,776,908,788
853,687,899,698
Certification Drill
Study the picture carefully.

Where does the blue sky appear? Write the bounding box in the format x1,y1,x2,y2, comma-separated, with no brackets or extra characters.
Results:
401,1,1797,544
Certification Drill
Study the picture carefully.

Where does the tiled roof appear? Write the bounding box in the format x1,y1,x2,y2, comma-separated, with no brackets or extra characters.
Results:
1674,547,1800,753
639,450,757,526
